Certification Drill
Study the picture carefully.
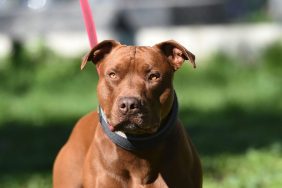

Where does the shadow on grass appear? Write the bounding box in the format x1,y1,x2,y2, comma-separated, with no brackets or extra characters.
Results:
0,118,76,175
181,106,282,156
0,106,281,176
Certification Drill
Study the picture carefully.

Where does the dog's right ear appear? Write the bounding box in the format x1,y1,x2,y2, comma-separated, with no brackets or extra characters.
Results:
81,40,120,70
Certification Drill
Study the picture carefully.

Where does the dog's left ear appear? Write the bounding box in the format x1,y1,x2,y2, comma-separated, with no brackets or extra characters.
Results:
154,40,196,71
81,40,121,70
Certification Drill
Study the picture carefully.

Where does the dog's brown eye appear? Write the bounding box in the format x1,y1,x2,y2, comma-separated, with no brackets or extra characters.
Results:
148,73,160,81
109,72,117,79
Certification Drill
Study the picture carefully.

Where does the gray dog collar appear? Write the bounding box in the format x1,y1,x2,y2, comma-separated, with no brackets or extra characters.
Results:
98,93,179,151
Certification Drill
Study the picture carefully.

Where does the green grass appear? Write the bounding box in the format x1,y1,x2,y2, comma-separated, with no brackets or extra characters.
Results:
0,42,281,187
204,145,282,188
0,173,51,188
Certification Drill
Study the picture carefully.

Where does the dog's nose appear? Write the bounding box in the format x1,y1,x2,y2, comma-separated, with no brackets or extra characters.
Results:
118,97,140,114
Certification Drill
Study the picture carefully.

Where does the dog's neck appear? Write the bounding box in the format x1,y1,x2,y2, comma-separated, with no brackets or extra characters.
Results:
98,93,179,151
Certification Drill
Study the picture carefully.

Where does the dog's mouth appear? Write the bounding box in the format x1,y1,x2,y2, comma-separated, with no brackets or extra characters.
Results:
114,121,160,135
109,115,160,135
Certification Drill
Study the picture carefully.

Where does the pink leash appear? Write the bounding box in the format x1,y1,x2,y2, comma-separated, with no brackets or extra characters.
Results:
79,0,98,48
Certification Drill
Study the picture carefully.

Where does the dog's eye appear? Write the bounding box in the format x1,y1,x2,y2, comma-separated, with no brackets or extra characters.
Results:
108,72,117,79
148,72,160,81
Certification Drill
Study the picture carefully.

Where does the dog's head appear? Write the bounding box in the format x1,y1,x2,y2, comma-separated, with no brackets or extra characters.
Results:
81,40,195,135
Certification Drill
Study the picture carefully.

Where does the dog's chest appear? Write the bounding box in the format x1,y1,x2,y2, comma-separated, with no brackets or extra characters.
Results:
113,151,158,182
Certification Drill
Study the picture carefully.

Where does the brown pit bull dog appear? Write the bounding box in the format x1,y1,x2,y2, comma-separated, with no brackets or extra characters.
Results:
53,40,202,188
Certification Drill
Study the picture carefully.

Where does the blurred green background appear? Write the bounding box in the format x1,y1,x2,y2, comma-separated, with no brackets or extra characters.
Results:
0,0,282,188
0,41,281,188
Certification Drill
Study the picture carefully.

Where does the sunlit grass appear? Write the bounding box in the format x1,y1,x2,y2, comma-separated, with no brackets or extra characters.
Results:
204,144,282,188
0,173,51,188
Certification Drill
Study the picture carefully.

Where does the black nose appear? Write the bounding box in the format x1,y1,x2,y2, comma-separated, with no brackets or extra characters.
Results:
118,97,141,114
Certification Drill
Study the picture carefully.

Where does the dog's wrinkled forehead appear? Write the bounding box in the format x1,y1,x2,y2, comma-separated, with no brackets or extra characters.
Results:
105,45,165,70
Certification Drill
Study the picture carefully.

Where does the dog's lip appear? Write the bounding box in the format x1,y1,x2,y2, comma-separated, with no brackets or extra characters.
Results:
111,121,160,134
108,124,115,132
112,121,139,132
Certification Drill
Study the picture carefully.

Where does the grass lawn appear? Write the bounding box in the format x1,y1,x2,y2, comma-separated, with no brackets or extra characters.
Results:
0,42,281,187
